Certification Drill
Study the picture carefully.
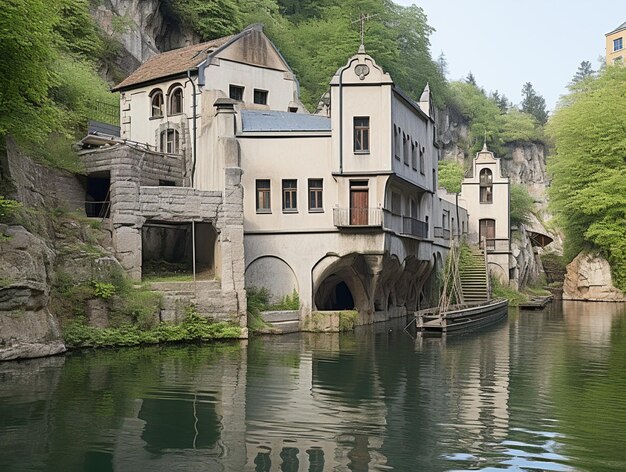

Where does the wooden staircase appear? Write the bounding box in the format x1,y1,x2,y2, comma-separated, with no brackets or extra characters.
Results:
459,247,490,304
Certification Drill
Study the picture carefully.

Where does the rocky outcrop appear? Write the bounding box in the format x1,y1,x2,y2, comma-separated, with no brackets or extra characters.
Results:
437,107,470,163
91,0,196,79
563,252,626,302
510,225,543,290
502,143,550,209
0,225,66,361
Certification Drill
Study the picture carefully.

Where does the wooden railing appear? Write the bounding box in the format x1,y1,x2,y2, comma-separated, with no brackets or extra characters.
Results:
333,208,383,227
333,208,428,239
479,238,509,252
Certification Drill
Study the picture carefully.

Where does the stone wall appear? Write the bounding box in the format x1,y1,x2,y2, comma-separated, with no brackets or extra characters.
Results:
80,143,247,325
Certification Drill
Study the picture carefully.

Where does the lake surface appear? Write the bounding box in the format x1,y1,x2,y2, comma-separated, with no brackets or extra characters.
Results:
2,301,626,471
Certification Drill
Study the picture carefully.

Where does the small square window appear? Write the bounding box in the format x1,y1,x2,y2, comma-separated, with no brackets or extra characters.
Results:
614,37,623,52
308,179,323,212
229,85,244,101
282,179,297,212
256,179,271,212
254,89,268,105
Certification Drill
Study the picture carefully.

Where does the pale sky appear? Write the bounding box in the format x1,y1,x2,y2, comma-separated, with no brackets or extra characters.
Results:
395,0,619,110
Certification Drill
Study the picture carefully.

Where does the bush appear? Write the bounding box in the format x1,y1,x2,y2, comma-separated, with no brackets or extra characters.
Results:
0,196,21,222
63,309,241,348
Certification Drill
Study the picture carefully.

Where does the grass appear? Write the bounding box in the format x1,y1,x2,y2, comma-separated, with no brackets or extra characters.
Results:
142,274,195,283
492,278,529,306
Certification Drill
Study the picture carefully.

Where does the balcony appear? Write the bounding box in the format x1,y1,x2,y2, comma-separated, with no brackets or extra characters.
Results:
333,208,428,239
433,226,451,240
479,238,510,252
402,216,428,238
333,208,383,228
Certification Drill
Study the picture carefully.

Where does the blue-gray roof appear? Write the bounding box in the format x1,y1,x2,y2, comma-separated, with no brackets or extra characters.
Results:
241,110,331,132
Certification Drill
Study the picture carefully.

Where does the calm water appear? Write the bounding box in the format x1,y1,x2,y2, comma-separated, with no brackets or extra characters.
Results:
2,301,626,471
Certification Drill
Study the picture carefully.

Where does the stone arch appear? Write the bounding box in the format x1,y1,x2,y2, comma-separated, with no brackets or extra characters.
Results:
312,254,371,312
488,261,507,285
245,255,299,303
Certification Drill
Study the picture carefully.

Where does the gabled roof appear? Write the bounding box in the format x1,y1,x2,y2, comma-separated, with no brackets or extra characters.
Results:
241,110,330,133
607,21,626,36
112,35,234,91
112,24,293,92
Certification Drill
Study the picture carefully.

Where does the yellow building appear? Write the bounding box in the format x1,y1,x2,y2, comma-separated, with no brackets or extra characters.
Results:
606,22,626,65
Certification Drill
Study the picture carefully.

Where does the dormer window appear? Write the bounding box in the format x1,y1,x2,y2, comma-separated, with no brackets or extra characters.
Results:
168,86,183,115
230,85,244,101
479,168,493,203
150,89,164,118
254,89,268,105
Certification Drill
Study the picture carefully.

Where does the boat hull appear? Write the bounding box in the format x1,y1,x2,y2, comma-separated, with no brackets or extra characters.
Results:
416,298,508,334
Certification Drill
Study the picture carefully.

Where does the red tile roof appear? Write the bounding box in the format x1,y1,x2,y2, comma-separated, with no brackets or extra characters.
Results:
112,34,235,91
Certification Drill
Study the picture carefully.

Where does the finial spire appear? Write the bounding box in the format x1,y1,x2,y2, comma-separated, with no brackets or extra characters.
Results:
352,13,377,52
482,130,488,151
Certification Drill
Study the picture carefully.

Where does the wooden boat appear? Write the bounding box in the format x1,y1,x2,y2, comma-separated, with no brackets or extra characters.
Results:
413,240,508,334
415,298,508,334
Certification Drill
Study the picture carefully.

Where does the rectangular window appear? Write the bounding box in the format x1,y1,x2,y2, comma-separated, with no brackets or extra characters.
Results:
308,179,323,212
411,142,417,170
354,116,370,153
229,85,244,101
394,126,401,160
254,89,268,105
282,179,297,212
419,146,425,175
614,37,623,52
256,179,271,213
403,134,409,166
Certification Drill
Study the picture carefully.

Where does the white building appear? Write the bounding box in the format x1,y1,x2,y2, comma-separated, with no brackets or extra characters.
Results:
441,144,511,284
110,25,469,323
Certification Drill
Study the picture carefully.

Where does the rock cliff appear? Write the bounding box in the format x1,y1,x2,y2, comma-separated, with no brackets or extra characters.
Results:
90,0,196,80
0,140,116,361
563,253,626,302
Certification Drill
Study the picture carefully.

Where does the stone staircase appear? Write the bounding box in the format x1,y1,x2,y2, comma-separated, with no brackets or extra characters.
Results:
260,310,300,334
459,248,490,304
149,280,225,322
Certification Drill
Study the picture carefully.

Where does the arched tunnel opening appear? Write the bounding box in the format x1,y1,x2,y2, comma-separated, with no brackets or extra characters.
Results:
315,277,356,311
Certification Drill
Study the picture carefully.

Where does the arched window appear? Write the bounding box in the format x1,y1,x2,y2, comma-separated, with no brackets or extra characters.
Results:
168,86,183,115
479,168,493,203
150,89,164,118
160,129,180,154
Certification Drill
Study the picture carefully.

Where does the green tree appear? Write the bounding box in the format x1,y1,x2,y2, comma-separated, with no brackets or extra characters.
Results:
509,184,535,226
570,60,595,86
521,82,548,125
0,0,61,145
547,66,626,289
438,160,464,193
436,51,448,78
490,90,509,112
170,0,242,40
500,109,544,144
465,71,477,86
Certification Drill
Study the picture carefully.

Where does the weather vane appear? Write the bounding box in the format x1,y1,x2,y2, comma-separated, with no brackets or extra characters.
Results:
352,13,378,50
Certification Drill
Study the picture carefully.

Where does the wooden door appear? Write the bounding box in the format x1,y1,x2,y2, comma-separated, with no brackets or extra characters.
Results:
479,219,495,249
350,189,368,225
